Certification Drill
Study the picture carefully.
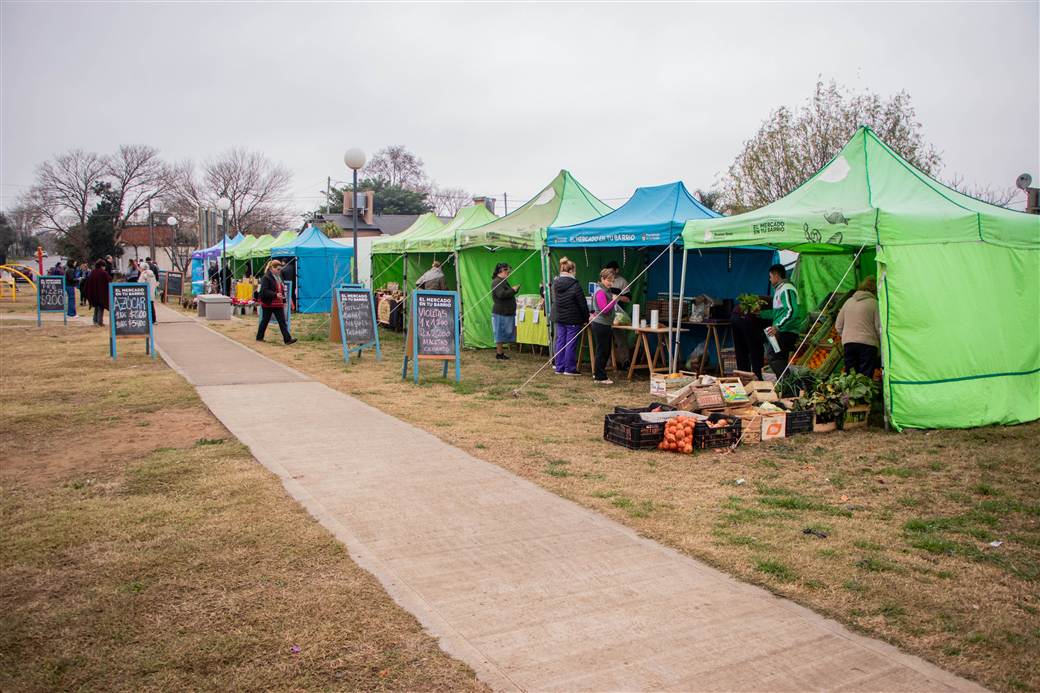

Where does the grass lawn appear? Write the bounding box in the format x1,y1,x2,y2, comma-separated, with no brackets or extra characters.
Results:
207,309,1040,693
0,285,51,314
0,322,485,692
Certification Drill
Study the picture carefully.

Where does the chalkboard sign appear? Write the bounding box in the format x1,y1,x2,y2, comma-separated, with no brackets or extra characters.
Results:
38,276,65,312
404,290,460,383
37,275,66,326
335,287,381,363
108,283,155,359
165,271,183,297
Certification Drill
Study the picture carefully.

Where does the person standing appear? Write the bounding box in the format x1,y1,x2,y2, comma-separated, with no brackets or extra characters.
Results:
731,299,768,380
415,261,447,291
125,259,140,282
146,257,160,278
63,262,78,317
138,261,158,324
590,268,620,385
551,257,588,375
836,276,881,376
83,260,111,326
77,262,89,306
603,261,632,370
490,263,519,360
103,255,115,275
256,260,297,344
763,264,801,379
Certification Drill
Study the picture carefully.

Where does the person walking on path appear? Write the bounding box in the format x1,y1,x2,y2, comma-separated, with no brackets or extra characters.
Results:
83,260,111,326
63,262,78,317
836,276,881,376
762,263,801,379
551,257,588,375
138,262,159,324
491,262,519,360
590,268,620,385
256,260,296,344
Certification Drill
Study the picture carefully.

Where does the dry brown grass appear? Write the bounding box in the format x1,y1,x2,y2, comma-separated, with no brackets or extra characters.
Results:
0,286,53,315
206,310,1040,693
0,323,486,692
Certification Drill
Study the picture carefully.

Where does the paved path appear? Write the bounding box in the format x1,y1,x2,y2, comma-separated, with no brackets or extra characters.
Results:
153,304,984,692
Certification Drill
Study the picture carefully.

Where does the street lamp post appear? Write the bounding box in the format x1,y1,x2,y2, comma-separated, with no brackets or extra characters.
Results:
167,216,178,271
216,197,232,295
344,148,366,284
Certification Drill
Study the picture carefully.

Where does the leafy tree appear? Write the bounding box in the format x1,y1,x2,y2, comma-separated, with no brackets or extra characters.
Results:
321,177,434,216
85,182,124,261
722,79,942,213
0,213,13,259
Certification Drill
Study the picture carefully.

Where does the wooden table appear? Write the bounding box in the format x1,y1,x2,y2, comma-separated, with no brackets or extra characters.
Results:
575,327,617,374
614,325,686,380
684,320,731,376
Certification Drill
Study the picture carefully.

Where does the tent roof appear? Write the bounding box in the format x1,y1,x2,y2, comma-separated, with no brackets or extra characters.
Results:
227,234,265,260
271,225,356,257
456,170,612,250
370,213,444,255
682,127,1040,252
405,203,499,253
547,181,719,247
247,230,298,259
191,234,244,260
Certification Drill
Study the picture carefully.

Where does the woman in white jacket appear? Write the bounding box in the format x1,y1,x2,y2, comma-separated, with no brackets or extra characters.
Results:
138,263,159,324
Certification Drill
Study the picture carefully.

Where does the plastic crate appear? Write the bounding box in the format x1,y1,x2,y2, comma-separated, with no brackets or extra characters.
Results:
614,403,678,415
693,413,742,449
693,384,725,410
785,409,815,436
603,413,665,450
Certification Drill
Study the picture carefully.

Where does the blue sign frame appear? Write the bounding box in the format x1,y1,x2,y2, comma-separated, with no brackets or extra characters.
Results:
404,289,461,384
108,282,156,360
37,274,67,327
335,285,382,364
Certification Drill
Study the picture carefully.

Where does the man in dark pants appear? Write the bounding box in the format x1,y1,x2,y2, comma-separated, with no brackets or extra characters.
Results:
256,260,297,345
762,264,801,379
731,308,768,380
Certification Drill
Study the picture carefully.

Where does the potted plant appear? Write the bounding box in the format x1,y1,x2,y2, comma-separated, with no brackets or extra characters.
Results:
828,371,879,429
795,378,847,432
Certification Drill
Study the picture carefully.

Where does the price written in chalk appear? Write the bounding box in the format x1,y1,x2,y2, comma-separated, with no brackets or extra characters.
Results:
38,276,65,312
416,293,457,356
165,272,183,297
337,288,376,345
111,284,151,336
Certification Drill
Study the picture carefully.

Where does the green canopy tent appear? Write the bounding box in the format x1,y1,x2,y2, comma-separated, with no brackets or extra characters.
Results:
370,213,444,290
455,170,612,348
402,203,498,296
682,126,1039,430
247,230,298,274
224,234,264,278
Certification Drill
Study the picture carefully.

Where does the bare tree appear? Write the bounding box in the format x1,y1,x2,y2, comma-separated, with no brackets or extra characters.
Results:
429,185,471,217
693,188,726,214
107,144,174,236
722,79,943,212
363,145,428,190
942,174,1018,208
27,149,107,237
201,148,294,235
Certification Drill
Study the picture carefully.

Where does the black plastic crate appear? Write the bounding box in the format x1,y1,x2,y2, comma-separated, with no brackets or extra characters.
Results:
693,413,742,449
603,413,666,450
785,409,815,436
613,403,678,415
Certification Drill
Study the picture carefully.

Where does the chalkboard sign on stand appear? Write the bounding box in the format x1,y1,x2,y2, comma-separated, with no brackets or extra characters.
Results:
108,282,155,360
37,275,67,326
164,271,183,300
335,286,381,364
403,289,461,383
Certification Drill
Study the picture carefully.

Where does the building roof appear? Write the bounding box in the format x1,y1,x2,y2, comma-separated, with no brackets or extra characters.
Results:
120,225,176,246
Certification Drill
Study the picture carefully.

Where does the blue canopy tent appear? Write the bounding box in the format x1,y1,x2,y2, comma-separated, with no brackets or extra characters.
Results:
190,235,244,294
270,224,354,313
547,181,774,371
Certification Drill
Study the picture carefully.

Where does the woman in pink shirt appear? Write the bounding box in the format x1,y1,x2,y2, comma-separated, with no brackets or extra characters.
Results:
590,268,619,384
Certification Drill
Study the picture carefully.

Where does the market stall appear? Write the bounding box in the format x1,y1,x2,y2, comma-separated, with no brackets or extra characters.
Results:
247,230,298,275
681,126,1040,430
270,224,355,313
455,170,612,348
370,212,444,291
225,234,265,280
190,234,244,294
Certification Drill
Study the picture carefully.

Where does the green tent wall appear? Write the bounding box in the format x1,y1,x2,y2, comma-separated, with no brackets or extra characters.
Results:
682,127,1039,430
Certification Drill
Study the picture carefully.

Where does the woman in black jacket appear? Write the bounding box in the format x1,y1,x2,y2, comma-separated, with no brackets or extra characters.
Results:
491,262,519,360
256,260,297,344
551,257,589,375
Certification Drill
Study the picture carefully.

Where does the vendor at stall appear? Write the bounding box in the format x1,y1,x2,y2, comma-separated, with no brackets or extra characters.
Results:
415,261,447,290
491,262,519,360
836,276,881,376
762,263,801,378
603,261,632,370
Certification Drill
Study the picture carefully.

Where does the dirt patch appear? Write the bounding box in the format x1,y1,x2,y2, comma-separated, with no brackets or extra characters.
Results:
204,309,1040,693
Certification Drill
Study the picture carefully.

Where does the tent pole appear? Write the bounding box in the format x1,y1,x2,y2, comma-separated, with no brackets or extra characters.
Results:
673,246,688,373
542,247,552,358
667,242,674,373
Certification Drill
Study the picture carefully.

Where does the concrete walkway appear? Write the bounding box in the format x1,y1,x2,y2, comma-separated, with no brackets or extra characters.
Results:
153,304,983,693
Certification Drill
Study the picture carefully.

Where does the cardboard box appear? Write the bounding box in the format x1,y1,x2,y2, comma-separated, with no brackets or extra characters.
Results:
760,408,787,440
718,377,750,405
650,371,697,399
747,381,779,404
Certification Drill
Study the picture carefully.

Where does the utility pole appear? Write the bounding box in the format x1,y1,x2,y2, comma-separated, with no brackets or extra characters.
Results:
326,176,331,214
503,192,508,215
147,199,156,261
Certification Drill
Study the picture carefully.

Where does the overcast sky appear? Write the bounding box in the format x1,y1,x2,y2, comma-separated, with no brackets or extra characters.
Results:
2,1,1038,214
